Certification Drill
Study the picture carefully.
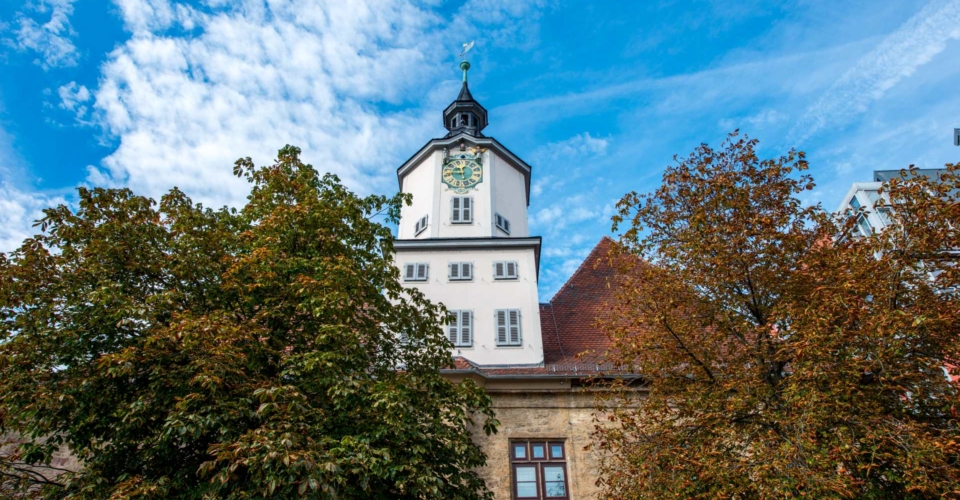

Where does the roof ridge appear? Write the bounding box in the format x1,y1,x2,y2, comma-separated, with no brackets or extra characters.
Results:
548,236,616,303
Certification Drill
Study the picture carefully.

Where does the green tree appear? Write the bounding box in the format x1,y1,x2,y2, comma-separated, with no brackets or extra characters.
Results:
0,145,496,499
596,133,960,499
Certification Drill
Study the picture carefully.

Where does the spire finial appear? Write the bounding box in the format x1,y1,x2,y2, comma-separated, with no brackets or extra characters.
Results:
458,41,474,83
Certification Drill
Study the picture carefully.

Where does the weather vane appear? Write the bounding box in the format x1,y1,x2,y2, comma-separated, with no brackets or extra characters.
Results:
459,41,474,59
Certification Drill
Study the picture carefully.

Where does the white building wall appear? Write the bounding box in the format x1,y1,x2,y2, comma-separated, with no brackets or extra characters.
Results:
395,246,543,366
491,153,529,237
398,152,440,240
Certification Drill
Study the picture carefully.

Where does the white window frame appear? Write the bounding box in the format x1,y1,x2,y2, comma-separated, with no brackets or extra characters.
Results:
448,310,473,347
495,213,511,235
451,196,473,224
414,214,429,236
495,309,522,346
403,263,429,282
493,261,519,280
448,262,473,281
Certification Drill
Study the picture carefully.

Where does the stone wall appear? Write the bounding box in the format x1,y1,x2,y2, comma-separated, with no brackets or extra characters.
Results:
470,389,607,499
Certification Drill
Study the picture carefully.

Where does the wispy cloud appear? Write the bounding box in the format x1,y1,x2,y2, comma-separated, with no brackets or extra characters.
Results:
791,0,960,144
9,0,79,69
69,0,547,209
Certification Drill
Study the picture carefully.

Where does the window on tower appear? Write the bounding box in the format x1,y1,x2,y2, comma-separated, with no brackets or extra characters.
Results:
495,309,522,346
495,213,511,235
414,214,429,235
493,261,519,280
451,196,473,224
448,262,473,281
403,263,429,282
447,310,473,347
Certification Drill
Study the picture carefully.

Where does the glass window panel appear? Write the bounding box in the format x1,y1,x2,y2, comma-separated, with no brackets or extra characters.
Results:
516,466,537,482
517,482,538,498
514,444,526,459
532,443,545,459
866,190,880,203
857,215,873,236
849,196,861,209
516,466,538,498
550,444,564,458
545,481,566,497
544,466,566,497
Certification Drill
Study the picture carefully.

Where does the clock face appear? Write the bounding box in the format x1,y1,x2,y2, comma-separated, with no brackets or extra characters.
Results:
442,154,483,193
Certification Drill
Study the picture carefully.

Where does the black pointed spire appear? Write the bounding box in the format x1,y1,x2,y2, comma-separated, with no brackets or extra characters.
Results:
456,81,474,102
443,60,487,138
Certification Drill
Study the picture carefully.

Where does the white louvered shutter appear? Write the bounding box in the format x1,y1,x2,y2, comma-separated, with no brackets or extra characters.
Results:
449,263,459,280
509,310,521,344
448,313,458,344
496,310,508,345
460,311,472,346
462,262,472,280
504,218,510,232
462,197,472,223
416,263,428,280
506,262,517,278
451,197,461,223
404,264,415,280
494,262,505,279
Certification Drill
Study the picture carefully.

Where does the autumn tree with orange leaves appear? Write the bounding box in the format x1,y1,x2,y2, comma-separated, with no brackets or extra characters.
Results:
596,133,960,499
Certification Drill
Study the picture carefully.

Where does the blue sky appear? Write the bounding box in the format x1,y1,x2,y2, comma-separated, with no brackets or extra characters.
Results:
1,0,959,299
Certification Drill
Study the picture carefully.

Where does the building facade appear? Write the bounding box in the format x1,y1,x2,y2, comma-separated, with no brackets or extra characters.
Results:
393,61,635,499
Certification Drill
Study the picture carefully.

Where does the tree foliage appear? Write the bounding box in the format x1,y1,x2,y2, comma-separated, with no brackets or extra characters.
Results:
596,133,960,499
0,145,496,499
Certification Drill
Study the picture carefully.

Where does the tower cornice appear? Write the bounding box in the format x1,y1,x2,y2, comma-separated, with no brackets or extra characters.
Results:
396,133,532,205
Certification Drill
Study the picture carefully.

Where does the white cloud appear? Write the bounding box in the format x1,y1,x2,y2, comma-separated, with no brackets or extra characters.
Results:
0,182,65,252
11,0,79,69
791,0,960,143
537,132,609,161
0,125,66,253
58,81,91,116
68,0,545,209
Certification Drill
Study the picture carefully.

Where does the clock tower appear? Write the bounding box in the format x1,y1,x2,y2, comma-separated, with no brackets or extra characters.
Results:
394,59,543,367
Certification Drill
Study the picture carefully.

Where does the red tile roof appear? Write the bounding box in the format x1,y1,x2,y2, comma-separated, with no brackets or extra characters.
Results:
541,236,620,366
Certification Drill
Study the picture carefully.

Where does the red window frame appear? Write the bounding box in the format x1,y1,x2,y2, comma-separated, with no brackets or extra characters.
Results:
510,440,570,500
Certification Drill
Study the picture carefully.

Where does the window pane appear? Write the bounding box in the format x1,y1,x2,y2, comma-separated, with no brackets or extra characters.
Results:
517,482,538,498
550,444,563,458
857,215,872,236
514,444,526,459
543,466,566,497
516,465,538,498
545,481,566,497
532,444,545,459
516,466,537,482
